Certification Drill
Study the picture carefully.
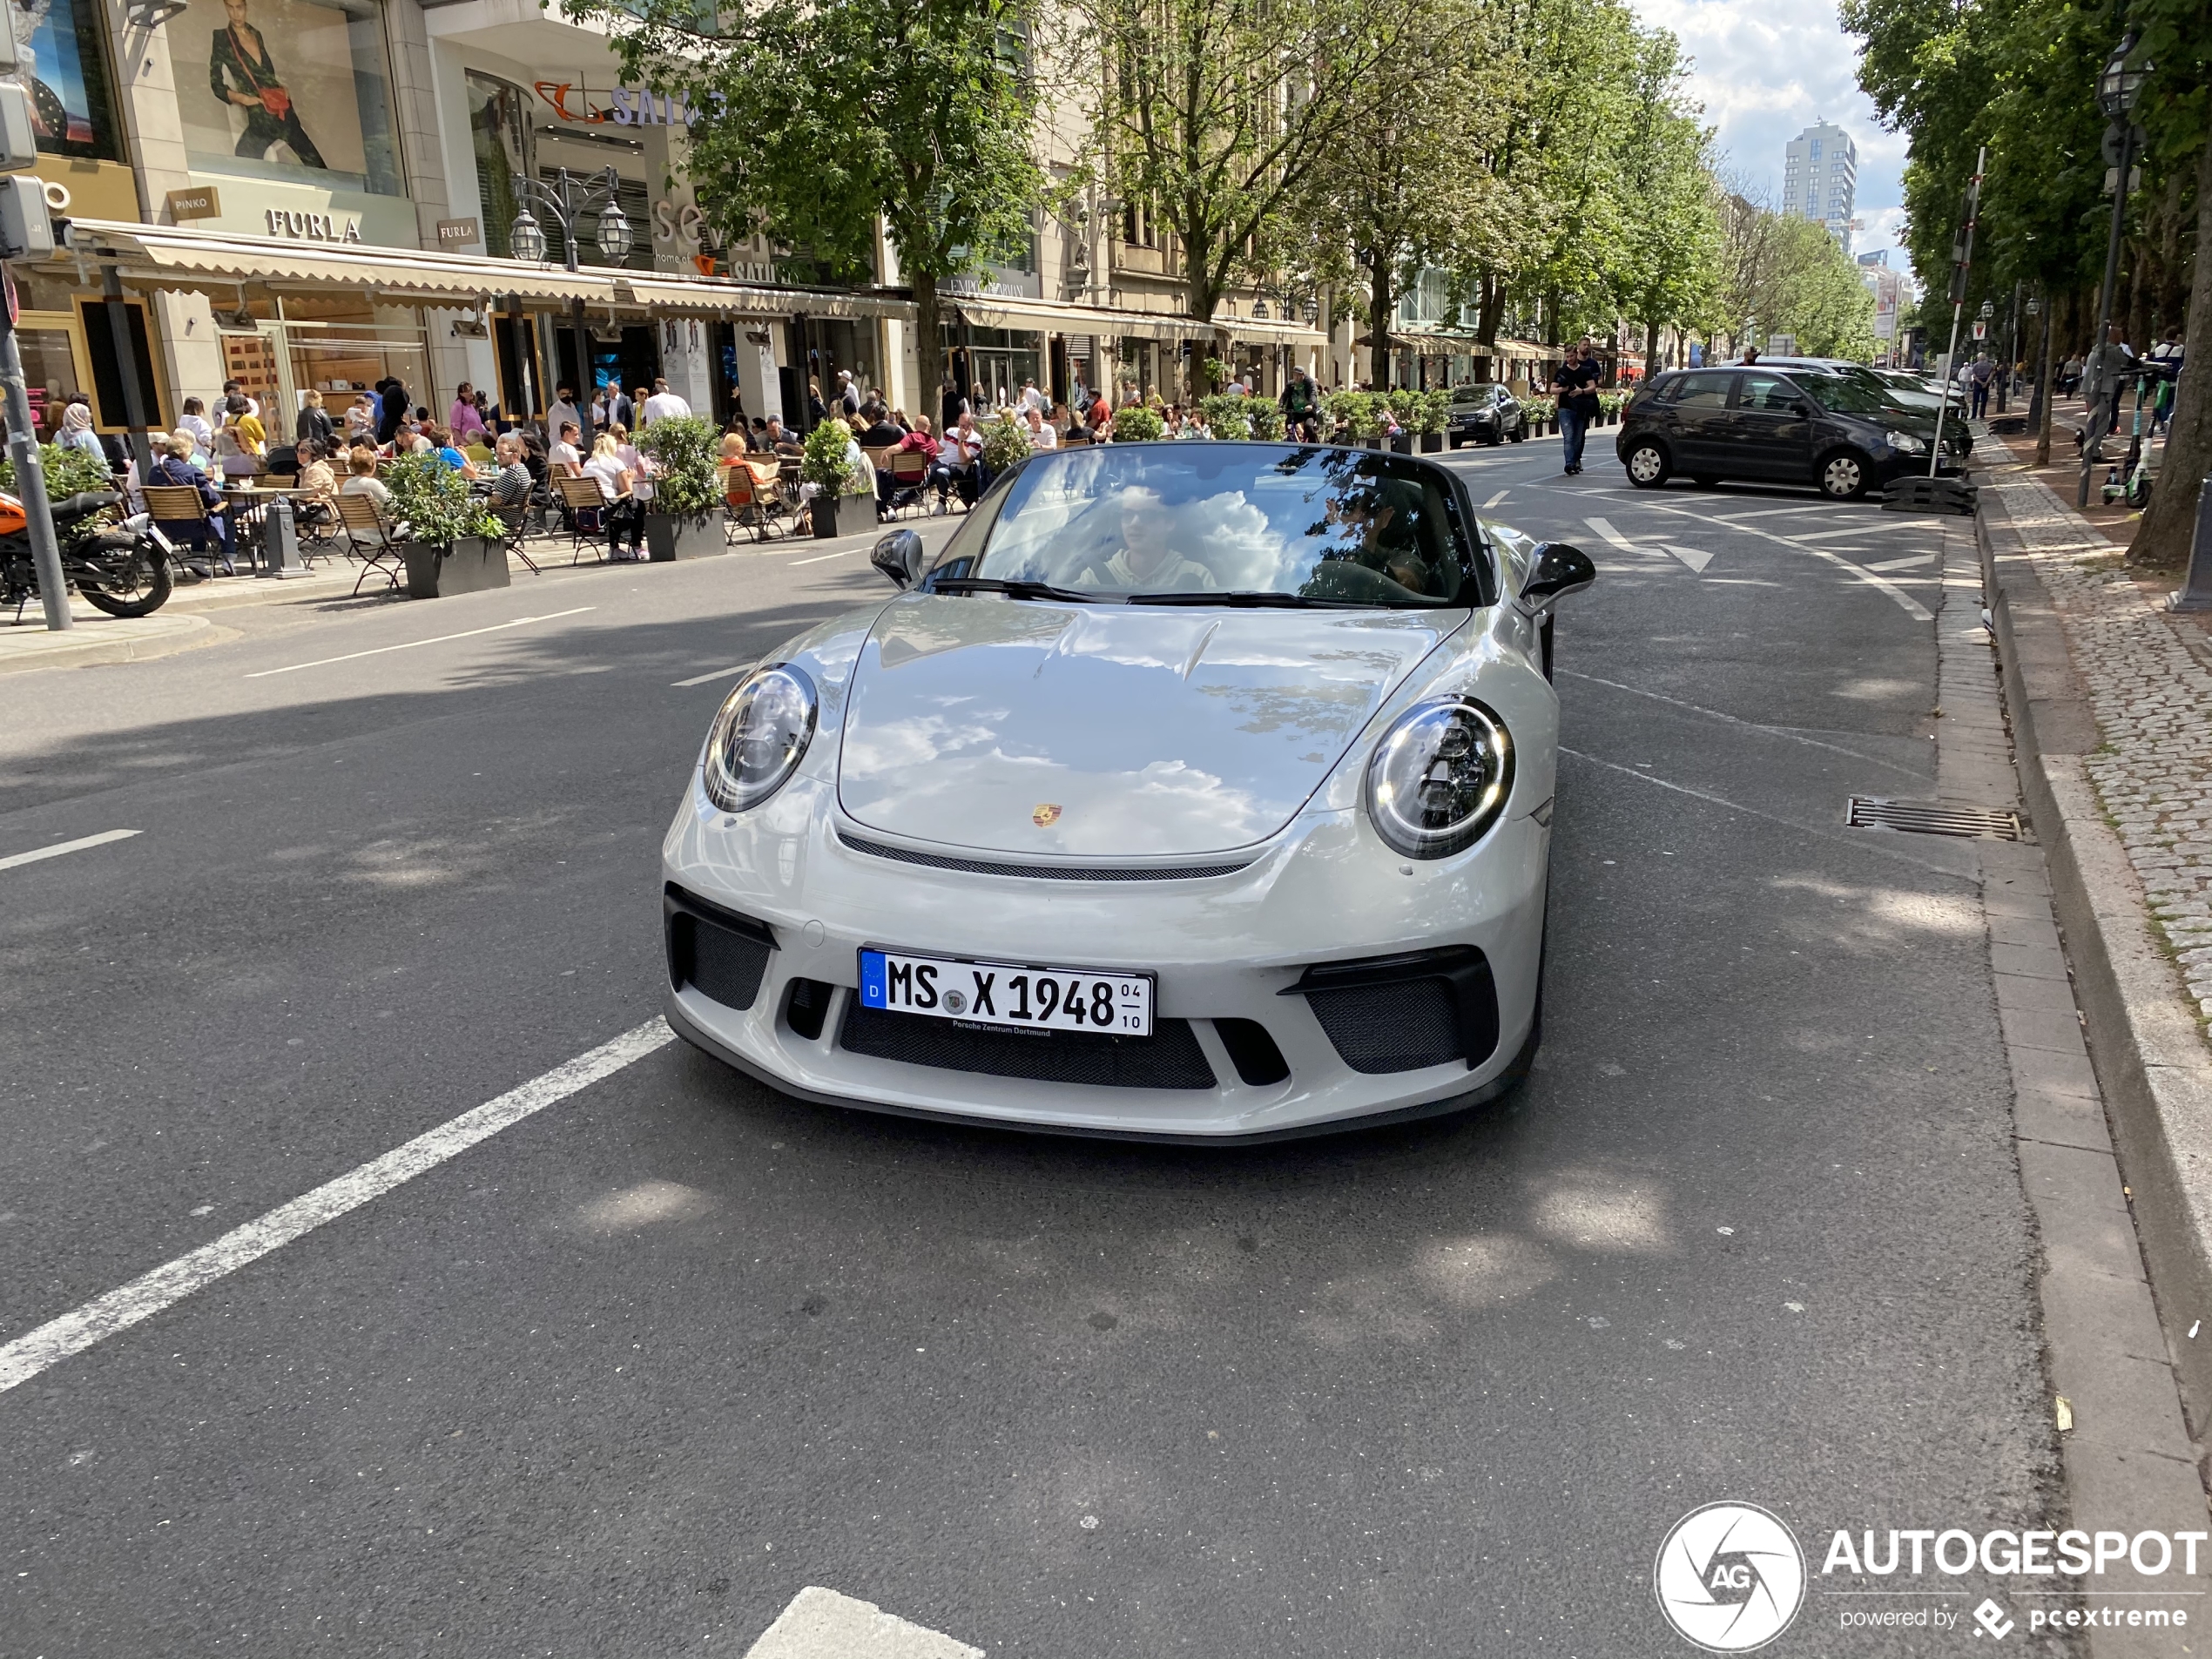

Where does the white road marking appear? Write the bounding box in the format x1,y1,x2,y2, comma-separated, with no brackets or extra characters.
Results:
1865,551,1938,570
244,608,597,678
1584,517,1668,558
0,829,140,872
0,1018,675,1394
789,550,854,566
1788,525,1923,543
672,661,756,688
1483,490,1509,508
1622,501,1935,621
1711,505,1865,522
744,1587,981,1659
1557,671,1925,774
1662,544,1713,573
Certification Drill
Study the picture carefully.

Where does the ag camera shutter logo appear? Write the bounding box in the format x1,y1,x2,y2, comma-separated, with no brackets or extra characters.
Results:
1655,1502,1806,1651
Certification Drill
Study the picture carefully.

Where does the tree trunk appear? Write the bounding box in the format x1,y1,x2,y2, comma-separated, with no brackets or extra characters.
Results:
1368,259,1394,391
911,267,941,419
1644,317,1660,383
2128,136,2212,570
2034,300,2056,469
1473,271,1504,382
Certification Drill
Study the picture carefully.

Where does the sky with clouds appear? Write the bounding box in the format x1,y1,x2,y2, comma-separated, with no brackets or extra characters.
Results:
1626,0,1912,267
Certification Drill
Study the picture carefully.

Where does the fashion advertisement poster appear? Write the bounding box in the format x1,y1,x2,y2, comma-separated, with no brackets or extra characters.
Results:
172,0,401,195
3,0,119,159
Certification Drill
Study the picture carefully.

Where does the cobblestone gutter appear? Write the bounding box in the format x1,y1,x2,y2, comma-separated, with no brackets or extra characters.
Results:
1985,469,2212,1042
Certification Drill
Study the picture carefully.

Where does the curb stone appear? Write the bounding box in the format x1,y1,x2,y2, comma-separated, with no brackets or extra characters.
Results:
1978,470,2212,1467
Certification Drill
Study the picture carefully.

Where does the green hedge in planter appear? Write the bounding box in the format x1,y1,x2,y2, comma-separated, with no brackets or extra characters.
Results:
1324,390,1378,439
1246,397,1287,441
1416,391,1450,435
1521,396,1556,429
800,417,860,494
385,452,503,547
0,443,118,550
637,413,722,518
980,410,1032,471
1197,394,1252,440
1109,405,1165,442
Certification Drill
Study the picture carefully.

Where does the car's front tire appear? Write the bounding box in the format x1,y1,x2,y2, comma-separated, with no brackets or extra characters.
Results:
1623,438,1670,488
1507,423,1526,443
1818,448,1871,500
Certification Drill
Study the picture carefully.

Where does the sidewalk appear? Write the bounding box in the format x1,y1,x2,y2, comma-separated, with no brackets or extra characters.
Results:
1974,416,2212,1454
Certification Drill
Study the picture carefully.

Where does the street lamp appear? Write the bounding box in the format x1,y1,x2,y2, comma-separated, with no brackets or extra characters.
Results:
2080,30,2152,505
508,166,631,436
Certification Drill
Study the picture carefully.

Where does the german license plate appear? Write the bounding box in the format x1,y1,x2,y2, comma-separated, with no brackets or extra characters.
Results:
857,948,1153,1037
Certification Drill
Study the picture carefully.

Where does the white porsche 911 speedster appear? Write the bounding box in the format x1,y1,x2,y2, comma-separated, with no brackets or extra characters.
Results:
660,441,1593,1141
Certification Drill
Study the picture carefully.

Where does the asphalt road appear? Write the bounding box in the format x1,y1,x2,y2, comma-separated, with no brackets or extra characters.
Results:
0,435,2055,1656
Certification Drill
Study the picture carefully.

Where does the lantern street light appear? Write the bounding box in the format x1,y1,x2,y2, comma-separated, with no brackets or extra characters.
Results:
508,165,632,439
2080,30,2152,505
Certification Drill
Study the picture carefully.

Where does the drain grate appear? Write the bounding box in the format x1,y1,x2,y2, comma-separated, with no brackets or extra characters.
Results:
1847,797,2025,841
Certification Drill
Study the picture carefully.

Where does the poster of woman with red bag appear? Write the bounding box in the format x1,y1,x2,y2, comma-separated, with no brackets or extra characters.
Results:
208,0,326,168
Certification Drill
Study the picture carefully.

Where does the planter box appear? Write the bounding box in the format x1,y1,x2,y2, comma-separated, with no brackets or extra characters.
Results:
1362,436,1383,449
812,496,840,537
1388,434,1414,454
403,536,509,599
645,513,725,562
1419,433,1444,453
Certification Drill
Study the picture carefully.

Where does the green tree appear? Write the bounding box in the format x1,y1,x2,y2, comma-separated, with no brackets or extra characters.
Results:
1608,27,1723,372
570,0,1044,402
1065,0,1415,395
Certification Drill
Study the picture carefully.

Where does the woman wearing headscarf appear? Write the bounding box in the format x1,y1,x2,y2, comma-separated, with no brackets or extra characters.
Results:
58,401,107,464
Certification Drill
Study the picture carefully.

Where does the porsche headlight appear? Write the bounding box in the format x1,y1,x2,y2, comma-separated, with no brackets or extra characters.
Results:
1364,697,1514,860
703,663,817,813
1886,429,1927,455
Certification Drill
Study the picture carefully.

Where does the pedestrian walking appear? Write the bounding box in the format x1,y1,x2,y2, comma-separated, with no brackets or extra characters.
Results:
1550,343,1601,475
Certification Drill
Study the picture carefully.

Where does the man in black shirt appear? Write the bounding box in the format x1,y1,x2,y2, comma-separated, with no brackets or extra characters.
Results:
1551,342,1602,475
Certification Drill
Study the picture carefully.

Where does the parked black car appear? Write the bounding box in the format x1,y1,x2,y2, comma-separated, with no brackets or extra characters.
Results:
1613,365,1969,499
1447,383,1527,448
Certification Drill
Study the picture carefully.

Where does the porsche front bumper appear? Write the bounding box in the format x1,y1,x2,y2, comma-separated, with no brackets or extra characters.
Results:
660,776,1548,1140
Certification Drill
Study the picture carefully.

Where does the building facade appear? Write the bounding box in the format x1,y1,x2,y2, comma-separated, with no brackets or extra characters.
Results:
1782,122,1857,253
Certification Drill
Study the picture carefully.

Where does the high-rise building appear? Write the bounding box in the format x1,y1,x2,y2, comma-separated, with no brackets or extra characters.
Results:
1783,122,1858,252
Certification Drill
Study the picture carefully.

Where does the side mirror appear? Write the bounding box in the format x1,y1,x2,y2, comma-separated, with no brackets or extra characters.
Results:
871,529,926,589
1521,543,1595,607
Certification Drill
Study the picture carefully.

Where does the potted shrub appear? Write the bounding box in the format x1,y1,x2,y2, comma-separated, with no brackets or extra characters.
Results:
1416,391,1449,453
1245,396,1287,442
637,413,725,561
800,417,858,537
384,453,509,597
1109,404,1165,442
1521,395,1555,436
981,409,1032,475
1198,394,1251,440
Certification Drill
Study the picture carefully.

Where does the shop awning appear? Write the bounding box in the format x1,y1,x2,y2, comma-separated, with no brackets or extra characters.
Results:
1221,314,1327,347
946,291,1190,344
618,275,915,322
59,218,624,307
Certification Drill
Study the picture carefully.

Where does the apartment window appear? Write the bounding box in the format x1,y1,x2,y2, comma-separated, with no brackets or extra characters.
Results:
1122,200,1154,248
1809,138,1821,159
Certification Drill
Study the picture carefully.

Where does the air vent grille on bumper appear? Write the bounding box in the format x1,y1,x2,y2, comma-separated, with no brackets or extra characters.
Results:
664,886,775,1012
839,1005,1217,1089
1284,945,1499,1075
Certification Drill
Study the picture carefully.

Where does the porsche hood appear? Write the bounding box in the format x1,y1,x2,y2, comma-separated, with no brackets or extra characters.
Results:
835,597,1460,858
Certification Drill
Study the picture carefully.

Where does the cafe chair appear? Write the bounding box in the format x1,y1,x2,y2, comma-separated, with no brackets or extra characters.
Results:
887,449,932,518
142,484,233,577
334,492,407,596
553,474,612,565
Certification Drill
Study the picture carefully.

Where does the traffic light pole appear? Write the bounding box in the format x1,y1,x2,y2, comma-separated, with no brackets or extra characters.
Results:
0,261,69,631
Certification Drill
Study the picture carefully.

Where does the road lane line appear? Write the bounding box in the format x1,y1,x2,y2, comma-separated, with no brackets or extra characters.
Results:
1619,501,1936,621
1584,516,1668,558
1556,671,1926,774
244,608,597,678
1711,505,1867,522
745,1587,982,1659
672,661,756,688
789,550,854,566
1483,490,1509,508
0,829,140,872
1787,525,1929,543
0,1018,675,1395
1866,552,1939,570
1662,543,1714,573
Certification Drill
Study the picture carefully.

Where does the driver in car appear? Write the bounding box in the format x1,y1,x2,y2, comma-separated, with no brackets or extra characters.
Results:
1082,485,1217,591
1326,480,1432,594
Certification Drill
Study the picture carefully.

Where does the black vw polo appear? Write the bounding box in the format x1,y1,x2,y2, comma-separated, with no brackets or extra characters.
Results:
1613,364,1969,499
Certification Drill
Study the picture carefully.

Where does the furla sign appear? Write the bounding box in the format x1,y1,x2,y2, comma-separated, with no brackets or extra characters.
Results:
265,208,363,244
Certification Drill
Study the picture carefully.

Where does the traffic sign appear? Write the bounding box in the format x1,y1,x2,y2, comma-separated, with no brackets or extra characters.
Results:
1973,320,1987,341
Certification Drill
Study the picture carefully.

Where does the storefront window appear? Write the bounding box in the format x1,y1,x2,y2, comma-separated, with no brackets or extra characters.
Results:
16,323,83,435
5,0,120,160
468,71,532,258
173,0,402,196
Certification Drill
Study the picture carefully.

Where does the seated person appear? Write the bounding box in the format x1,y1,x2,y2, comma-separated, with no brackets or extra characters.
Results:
549,421,585,476
1322,477,1435,595
147,431,234,573
340,446,395,514
214,424,262,482
428,424,480,480
485,434,534,509
294,439,338,529
1079,487,1217,592
764,417,803,455
582,433,644,557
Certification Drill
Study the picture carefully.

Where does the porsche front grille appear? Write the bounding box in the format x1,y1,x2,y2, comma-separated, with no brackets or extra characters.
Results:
837,829,1257,882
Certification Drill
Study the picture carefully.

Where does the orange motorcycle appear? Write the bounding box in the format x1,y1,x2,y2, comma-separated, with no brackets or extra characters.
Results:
0,488,173,619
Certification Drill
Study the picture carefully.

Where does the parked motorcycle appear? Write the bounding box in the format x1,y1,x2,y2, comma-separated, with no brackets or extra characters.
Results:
0,489,175,619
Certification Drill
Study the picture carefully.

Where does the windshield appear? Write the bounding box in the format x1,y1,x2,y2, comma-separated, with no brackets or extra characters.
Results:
1452,384,1508,403
1794,373,1904,417
927,445,1482,608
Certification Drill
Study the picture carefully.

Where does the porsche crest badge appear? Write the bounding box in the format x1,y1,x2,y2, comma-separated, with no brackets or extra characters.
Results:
1032,803,1062,827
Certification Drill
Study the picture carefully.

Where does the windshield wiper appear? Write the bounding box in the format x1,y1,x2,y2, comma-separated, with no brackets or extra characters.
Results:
1126,590,1339,608
929,577,1099,603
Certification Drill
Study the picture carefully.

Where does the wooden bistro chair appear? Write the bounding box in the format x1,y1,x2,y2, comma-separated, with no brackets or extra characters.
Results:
334,491,407,595
722,461,784,544
887,448,932,517
553,473,613,564
142,484,222,574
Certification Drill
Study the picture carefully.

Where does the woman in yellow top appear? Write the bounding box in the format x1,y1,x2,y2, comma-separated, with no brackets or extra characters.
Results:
225,395,266,459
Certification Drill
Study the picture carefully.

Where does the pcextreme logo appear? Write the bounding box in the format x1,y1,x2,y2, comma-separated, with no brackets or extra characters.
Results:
1654,1502,1807,1652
